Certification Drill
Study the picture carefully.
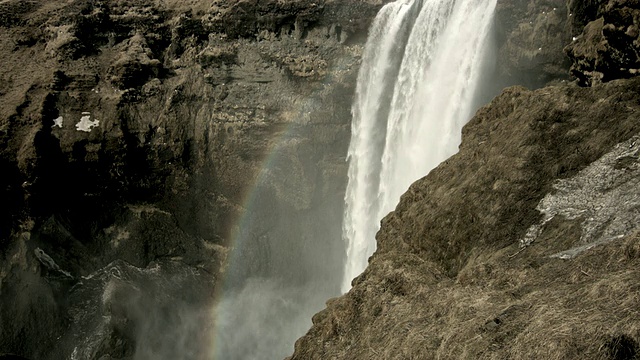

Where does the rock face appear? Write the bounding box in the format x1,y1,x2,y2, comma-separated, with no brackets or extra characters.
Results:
2,0,640,359
566,0,640,85
0,0,383,358
494,0,573,87
493,0,638,88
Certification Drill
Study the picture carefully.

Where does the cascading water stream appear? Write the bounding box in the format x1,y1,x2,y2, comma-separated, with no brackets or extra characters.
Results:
343,0,497,292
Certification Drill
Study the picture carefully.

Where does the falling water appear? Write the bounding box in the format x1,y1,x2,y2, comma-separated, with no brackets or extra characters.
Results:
343,0,497,291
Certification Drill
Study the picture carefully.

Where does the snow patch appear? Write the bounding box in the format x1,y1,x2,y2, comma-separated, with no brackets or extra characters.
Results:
76,112,100,132
53,116,63,128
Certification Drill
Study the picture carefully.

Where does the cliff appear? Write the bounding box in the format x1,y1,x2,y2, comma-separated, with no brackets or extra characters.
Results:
1,0,639,359
0,0,380,358
291,0,640,359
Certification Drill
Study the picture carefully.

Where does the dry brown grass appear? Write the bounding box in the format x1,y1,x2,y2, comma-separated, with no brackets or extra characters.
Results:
292,231,640,360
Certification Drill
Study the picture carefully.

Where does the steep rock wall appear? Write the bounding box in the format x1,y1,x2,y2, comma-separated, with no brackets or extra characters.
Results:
493,0,635,88
0,0,383,358
495,0,573,87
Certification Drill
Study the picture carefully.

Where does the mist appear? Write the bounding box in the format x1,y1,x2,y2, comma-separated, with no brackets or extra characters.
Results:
213,279,328,359
210,125,347,359
53,259,215,360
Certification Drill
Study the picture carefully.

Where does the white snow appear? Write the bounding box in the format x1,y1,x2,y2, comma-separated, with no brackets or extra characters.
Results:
53,116,63,128
75,112,100,132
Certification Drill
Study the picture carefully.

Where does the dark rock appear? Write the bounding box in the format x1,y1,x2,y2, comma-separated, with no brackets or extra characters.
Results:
566,0,640,85
0,0,40,27
567,0,606,35
495,0,573,88
0,0,377,358
0,355,31,360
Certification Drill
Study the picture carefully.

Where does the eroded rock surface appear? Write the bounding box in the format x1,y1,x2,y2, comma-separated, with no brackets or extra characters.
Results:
566,0,640,85
0,0,383,358
495,0,575,88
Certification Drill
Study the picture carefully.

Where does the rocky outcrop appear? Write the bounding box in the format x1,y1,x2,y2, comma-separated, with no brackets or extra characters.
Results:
290,75,640,360
494,0,573,88
566,0,640,85
493,0,640,88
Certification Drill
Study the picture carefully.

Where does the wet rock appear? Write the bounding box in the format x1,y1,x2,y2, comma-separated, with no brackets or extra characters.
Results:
51,259,215,360
0,0,381,358
495,0,573,87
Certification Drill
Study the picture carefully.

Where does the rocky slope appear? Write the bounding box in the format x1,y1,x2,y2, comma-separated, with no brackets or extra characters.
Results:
291,1,640,359
292,77,640,360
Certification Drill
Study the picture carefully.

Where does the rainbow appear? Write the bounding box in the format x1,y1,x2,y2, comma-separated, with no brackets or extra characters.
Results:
208,52,356,357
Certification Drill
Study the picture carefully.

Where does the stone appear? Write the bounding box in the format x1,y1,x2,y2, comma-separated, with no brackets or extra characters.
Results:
0,0,382,358
566,0,640,85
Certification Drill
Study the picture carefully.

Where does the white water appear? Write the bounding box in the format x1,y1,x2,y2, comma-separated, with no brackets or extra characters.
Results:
342,0,497,291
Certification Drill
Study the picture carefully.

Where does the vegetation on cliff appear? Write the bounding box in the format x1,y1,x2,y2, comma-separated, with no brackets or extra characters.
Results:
291,1,640,359
292,77,640,359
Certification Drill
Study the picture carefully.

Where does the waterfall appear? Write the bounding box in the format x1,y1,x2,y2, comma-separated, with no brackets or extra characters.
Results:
342,0,497,291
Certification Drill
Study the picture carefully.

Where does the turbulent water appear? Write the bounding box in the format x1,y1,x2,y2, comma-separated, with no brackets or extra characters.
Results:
343,0,497,291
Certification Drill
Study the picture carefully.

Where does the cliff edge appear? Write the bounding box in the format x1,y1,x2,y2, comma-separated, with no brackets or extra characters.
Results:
291,1,640,359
